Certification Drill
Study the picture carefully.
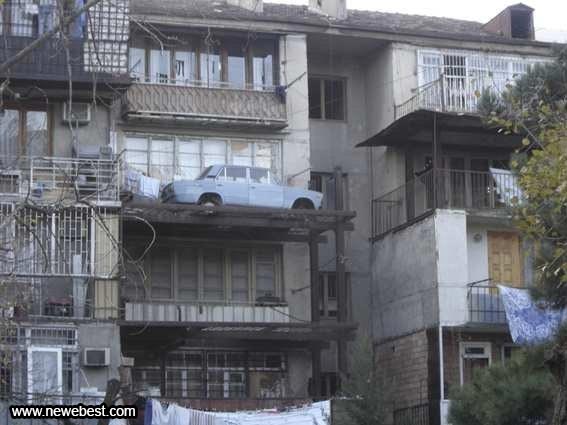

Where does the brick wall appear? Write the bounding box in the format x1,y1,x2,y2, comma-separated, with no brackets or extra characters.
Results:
442,329,513,398
375,330,431,423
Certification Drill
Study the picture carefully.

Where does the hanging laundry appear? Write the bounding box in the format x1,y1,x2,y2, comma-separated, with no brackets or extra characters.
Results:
146,400,331,425
499,285,567,345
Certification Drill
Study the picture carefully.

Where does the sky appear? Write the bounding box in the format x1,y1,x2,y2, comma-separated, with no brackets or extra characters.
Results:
274,0,567,42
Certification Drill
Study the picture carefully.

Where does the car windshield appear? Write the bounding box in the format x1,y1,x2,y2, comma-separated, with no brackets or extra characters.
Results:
196,166,214,180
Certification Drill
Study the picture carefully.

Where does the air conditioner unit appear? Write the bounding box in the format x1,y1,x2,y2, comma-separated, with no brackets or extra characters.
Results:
83,348,110,367
63,102,91,125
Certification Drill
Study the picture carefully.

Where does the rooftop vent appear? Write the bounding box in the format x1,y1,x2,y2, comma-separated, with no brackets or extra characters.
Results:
483,3,535,40
226,0,263,13
309,0,348,20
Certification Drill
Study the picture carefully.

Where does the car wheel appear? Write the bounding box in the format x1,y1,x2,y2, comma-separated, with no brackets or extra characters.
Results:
198,194,222,207
292,199,315,210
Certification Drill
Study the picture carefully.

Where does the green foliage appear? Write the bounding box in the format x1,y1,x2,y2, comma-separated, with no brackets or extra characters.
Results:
448,349,555,425
335,336,385,425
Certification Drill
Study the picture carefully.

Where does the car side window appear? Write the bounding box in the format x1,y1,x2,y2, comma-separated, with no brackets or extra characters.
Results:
250,168,269,184
220,166,247,183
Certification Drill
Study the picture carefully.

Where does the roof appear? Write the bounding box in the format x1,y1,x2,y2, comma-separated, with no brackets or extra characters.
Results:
130,0,554,46
356,109,523,149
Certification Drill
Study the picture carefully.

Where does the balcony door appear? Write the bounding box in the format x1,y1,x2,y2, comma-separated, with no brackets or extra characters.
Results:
488,231,522,287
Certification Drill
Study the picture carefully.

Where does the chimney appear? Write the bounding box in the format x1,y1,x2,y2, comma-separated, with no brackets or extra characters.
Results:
226,0,263,13
483,3,535,40
309,0,348,20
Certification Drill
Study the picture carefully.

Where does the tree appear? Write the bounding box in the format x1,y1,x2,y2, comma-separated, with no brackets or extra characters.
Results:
480,47,567,425
448,348,555,425
335,335,385,425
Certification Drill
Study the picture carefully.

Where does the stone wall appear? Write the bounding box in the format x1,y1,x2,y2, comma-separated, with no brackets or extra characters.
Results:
375,330,431,423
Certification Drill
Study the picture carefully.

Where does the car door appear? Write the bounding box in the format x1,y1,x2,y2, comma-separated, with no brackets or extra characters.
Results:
216,166,249,206
249,168,284,208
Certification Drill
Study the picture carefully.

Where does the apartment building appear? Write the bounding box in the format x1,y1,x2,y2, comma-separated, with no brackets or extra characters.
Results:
0,0,559,421
0,0,130,407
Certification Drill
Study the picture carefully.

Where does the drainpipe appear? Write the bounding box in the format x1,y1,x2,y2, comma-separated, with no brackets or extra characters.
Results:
439,325,445,406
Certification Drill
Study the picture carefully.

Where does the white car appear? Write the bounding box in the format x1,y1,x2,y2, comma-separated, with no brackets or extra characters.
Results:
162,165,323,209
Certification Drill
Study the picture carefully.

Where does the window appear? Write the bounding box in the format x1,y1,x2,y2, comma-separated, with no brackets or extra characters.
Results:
133,350,288,399
149,247,173,299
129,34,277,90
166,352,203,398
207,352,246,399
128,245,282,303
149,49,171,84
226,41,246,89
309,173,337,209
129,47,146,82
219,166,247,183
319,272,350,319
255,253,276,299
249,353,286,398
124,135,282,183
0,108,49,158
308,77,346,120
175,51,196,85
460,342,491,386
0,0,65,38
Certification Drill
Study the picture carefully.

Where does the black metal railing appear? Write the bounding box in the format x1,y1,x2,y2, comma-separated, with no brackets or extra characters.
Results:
371,168,521,238
394,403,430,425
468,285,507,324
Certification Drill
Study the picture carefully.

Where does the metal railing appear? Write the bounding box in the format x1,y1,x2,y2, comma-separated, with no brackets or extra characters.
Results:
395,73,518,118
467,285,507,324
372,168,520,238
394,403,430,425
123,300,294,323
0,156,121,204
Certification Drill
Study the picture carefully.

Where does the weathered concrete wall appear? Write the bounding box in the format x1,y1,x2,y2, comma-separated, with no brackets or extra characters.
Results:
51,102,111,157
280,34,311,189
436,210,469,327
78,322,122,393
372,215,438,340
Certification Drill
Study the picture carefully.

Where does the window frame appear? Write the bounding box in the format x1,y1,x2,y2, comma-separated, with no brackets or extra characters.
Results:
459,342,491,386
0,104,52,157
128,33,278,91
308,76,347,121
139,243,284,304
123,134,283,183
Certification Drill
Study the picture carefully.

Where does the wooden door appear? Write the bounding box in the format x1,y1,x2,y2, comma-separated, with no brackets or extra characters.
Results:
487,232,522,287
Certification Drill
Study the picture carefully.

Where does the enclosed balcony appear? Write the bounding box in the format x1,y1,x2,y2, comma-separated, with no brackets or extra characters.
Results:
371,167,521,238
0,0,130,85
123,31,286,128
395,50,547,118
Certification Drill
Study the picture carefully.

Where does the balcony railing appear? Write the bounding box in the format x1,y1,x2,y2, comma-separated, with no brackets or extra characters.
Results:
123,83,287,126
467,285,507,324
372,168,521,238
124,300,294,324
0,156,121,204
0,204,120,279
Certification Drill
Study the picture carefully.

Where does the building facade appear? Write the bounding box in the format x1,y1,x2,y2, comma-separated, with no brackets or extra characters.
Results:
0,0,559,422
